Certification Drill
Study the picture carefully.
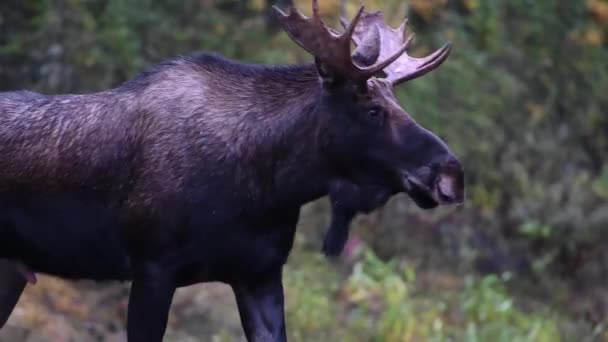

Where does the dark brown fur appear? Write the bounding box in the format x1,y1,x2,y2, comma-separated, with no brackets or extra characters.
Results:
0,48,463,341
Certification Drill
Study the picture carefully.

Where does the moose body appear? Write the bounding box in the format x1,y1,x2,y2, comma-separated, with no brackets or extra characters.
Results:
0,55,318,283
0,2,464,341
0,56,320,340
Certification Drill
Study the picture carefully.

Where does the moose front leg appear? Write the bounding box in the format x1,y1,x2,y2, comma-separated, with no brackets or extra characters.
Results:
0,260,26,328
232,270,287,342
127,262,176,342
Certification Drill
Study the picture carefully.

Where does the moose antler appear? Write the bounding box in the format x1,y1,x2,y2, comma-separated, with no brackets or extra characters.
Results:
341,10,452,85
272,0,411,83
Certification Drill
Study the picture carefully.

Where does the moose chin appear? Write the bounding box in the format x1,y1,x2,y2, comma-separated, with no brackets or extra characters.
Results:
0,1,464,341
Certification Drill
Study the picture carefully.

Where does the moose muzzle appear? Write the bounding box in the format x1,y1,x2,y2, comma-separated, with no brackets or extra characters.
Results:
401,155,464,209
397,124,465,209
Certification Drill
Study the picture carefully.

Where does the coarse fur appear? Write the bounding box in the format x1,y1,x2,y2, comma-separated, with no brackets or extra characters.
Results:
0,53,328,281
0,40,463,342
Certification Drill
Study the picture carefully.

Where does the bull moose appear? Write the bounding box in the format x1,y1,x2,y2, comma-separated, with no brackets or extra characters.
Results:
0,1,464,341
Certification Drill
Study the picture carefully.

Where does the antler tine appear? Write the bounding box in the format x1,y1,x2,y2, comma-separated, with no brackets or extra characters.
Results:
387,42,452,84
399,19,417,51
274,0,389,82
345,10,453,85
360,41,411,75
339,17,349,31
404,32,415,49
342,6,365,41
274,2,450,84
312,0,320,20
398,19,409,40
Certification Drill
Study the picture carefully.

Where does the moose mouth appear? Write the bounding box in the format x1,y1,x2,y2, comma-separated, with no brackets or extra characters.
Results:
400,170,464,210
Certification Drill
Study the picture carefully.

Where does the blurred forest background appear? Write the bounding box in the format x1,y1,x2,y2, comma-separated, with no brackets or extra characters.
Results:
0,0,607,341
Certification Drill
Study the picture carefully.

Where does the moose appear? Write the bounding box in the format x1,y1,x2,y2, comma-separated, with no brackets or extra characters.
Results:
0,1,464,341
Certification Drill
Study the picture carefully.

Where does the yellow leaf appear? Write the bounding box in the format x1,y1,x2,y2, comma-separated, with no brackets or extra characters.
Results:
526,102,545,122
464,0,480,11
250,0,265,11
583,28,604,46
410,0,448,22
587,0,608,25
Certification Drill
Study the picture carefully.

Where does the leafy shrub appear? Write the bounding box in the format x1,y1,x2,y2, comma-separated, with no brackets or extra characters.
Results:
282,247,570,341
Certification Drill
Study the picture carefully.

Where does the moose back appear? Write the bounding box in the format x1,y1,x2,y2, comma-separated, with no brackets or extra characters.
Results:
0,1,464,341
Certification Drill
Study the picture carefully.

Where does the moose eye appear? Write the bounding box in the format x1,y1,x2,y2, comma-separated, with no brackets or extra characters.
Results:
366,107,383,124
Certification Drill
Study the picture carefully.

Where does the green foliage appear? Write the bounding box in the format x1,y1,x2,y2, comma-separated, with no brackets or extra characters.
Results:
283,253,339,341
462,274,561,342
282,248,567,341
342,250,442,341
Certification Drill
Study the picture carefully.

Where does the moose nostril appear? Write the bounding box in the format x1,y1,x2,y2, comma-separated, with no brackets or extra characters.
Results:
437,173,464,204
439,191,454,203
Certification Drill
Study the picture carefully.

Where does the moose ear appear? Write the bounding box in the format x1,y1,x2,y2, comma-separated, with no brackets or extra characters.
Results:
315,57,347,87
315,57,369,94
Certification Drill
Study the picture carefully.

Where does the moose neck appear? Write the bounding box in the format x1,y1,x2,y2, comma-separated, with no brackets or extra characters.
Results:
232,63,335,210
122,54,338,213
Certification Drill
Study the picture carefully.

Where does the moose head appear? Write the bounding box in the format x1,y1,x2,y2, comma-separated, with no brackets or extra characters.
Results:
274,1,464,210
